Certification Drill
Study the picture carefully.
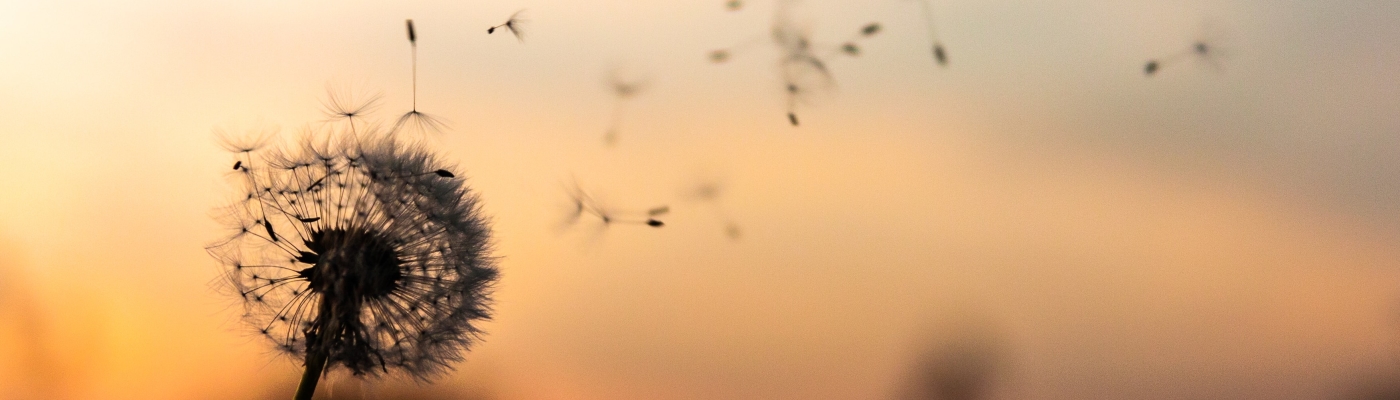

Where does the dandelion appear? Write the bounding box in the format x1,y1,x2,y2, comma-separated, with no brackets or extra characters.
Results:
1143,21,1230,77
321,83,383,134
710,0,881,127
602,68,648,146
487,10,528,42
913,0,949,66
208,125,496,400
562,179,665,229
395,19,448,136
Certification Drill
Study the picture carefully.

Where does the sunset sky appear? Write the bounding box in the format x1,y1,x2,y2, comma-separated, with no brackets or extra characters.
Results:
2,0,1400,399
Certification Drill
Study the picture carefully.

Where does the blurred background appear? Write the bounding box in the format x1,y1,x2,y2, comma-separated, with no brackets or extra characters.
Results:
2,0,1400,398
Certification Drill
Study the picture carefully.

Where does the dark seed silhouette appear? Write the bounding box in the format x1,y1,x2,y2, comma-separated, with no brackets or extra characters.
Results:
712,1,879,127
1142,22,1230,77
862,23,881,36
562,180,669,230
433,169,455,178
263,219,277,242
709,50,730,63
1144,60,1159,76
393,19,447,135
488,10,528,42
916,0,950,67
233,160,243,170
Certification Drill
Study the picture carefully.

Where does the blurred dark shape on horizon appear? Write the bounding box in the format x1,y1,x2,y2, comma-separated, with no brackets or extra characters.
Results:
896,317,1004,400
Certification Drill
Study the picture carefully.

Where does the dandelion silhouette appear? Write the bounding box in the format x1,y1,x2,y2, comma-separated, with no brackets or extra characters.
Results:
710,0,882,126
487,10,527,42
394,19,448,136
209,123,496,400
602,69,648,146
913,0,949,66
321,83,383,135
1143,21,1230,77
562,179,666,229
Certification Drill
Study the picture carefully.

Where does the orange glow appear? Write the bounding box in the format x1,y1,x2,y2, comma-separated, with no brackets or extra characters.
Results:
3,0,1400,399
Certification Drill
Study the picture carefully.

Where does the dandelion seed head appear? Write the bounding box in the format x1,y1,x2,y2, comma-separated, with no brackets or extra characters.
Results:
321,84,383,127
392,110,450,137
209,128,496,380
501,10,528,42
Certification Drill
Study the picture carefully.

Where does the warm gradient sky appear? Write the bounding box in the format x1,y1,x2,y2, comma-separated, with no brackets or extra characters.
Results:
3,0,1400,399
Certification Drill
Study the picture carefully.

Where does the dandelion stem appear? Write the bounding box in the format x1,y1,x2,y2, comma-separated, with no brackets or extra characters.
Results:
294,349,328,400
412,44,418,111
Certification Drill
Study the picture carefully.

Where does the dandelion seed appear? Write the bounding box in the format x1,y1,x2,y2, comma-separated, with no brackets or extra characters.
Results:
711,1,874,127
1142,21,1231,77
433,169,455,178
861,23,881,36
560,179,666,230
842,43,860,56
264,219,278,242
914,0,950,67
321,83,383,134
487,10,528,42
601,69,648,146
233,161,243,170
209,126,496,400
394,19,446,136
709,50,731,63
684,179,742,241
